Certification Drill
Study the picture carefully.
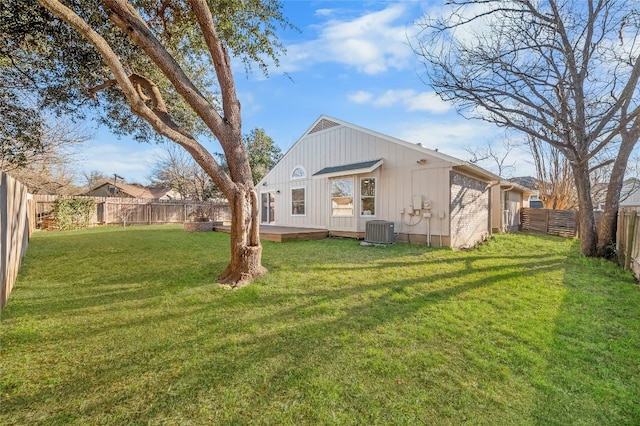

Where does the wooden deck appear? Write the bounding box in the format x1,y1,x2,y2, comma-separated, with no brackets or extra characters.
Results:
213,224,329,242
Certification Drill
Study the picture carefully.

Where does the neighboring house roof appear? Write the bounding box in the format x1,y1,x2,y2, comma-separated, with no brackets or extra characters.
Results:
86,180,177,199
620,178,640,206
267,115,501,185
500,180,536,196
591,178,640,208
509,176,537,190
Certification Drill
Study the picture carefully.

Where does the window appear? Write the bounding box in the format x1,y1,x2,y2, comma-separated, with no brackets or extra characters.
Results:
261,192,275,223
291,166,306,180
361,178,376,216
331,178,354,216
291,188,305,215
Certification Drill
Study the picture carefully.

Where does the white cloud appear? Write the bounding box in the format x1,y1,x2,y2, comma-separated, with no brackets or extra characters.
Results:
399,119,493,150
348,89,451,113
77,142,164,184
315,8,334,17
373,90,414,107
404,92,450,113
394,119,536,177
238,91,262,116
278,4,416,75
348,90,374,104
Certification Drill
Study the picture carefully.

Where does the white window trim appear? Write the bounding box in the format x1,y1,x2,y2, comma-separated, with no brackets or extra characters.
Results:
330,177,355,218
291,186,306,216
261,191,276,224
291,165,307,180
360,176,376,217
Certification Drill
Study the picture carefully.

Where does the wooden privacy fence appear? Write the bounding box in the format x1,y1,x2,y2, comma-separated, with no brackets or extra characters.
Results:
520,207,578,237
1,173,35,309
616,207,640,280
34,195,230,228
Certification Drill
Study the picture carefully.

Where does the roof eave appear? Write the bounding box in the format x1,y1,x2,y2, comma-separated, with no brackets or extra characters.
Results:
452,163,501,183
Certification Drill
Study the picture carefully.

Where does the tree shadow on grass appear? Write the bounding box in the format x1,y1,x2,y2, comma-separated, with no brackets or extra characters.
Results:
2,233,572,424
530,251,640,425
0,231,592,424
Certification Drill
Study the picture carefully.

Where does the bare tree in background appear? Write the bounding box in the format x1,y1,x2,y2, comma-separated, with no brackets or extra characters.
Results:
3,118,89,194
529,137,577,210
414,0,640,256
83,170,112,191
150,143,217,200
465,140,516,178
13,0,294,287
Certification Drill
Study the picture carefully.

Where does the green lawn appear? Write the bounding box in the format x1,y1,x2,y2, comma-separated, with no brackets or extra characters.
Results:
1,226,639,425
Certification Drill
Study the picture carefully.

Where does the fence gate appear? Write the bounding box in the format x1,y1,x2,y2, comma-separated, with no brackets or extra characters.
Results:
520,207,577,237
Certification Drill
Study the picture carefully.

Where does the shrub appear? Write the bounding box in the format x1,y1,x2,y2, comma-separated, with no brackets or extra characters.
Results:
52,198,95,230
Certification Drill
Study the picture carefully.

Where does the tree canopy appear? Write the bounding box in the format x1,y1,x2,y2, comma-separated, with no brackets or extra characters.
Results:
2,0,294,287
244,128,282,185
414,0,640,256
1,0,292,142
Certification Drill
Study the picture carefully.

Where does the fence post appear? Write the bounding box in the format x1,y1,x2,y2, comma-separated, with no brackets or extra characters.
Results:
0,174,7,308
1,173,30,309
625,212,637,270
632,212,640,276
618,210,629,267
617,210,624,266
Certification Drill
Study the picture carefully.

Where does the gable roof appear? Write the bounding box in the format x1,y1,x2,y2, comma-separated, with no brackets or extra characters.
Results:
87,180,173,199
282,115,501,183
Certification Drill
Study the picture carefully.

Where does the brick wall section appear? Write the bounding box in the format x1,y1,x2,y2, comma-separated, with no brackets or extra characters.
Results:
450,172,490,249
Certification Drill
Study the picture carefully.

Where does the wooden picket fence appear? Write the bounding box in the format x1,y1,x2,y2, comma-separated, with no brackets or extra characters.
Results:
520,207,578,237
1,173,35,309
33,194,230,228
616,207,640,280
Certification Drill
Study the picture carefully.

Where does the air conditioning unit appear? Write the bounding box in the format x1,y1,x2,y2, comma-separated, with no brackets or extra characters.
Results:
365,220,395,244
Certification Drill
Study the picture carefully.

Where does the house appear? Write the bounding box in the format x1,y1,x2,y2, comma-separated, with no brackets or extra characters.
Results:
85,180,182,200
257,115,506,249
491,181,536,233
591,178,640,211
619,178,640,208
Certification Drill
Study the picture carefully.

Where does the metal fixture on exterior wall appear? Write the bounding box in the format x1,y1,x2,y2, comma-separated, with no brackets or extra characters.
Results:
111,173,124,195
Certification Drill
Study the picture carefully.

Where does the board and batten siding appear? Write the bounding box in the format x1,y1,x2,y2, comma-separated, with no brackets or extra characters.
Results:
260,122,458,239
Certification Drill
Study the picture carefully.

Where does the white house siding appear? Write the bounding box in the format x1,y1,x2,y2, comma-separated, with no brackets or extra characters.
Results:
490,186,525,233
490,186,502,231
450,172,490,248
394,166,451,243
620,180,640,207
262,124,454,233
259,116,498,246
504,190,522,232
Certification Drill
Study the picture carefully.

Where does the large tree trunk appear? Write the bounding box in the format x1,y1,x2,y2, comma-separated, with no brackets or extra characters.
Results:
38,0,269,288
573,161,597,256
217,185,266,288
597,128,640,257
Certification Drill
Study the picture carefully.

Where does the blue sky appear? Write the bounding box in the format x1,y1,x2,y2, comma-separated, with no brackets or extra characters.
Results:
76,1,535,185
